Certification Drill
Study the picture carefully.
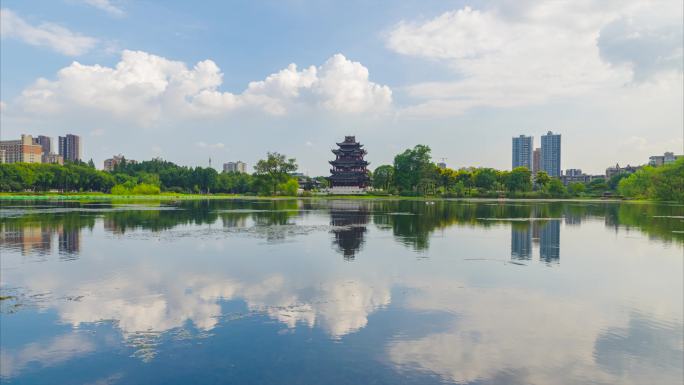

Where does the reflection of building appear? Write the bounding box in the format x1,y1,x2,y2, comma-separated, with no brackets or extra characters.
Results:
329,201,370,260
512,135,533,170
58,228,81,257
540,131,561,177
223,161,247,173
0,224,52,256
511,225,532,260
539,220,560,263
221,215,248,228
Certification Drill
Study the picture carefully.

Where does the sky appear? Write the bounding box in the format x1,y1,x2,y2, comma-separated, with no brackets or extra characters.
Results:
1,0,682,175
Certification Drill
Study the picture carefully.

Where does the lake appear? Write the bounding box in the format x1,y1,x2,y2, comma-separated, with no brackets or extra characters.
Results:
1,199,682,385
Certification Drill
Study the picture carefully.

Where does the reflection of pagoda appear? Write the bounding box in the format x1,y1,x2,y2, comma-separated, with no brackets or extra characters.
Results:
329,201,370,260
329,136,370,190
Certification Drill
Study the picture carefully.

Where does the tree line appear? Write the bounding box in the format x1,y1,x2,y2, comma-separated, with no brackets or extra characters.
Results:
371,145,682,201
0,153,305,196
1,145,681,201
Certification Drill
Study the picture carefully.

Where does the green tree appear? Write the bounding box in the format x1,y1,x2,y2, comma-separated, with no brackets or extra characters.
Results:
547,178,567,197
372,165,395,191
608,172,630,191
393,145,433,194
534,171,550,190
278,178,299,196
254,152,298,195
473,168,497,190
586,178,608,195
506,167,532,192
567,182,586,196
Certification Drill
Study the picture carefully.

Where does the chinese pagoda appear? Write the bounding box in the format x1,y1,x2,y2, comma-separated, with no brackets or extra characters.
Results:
329,136,370,191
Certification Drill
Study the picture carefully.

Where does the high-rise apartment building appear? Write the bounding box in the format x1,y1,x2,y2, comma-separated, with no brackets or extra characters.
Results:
223,161,247,173
0,135,43,164
33,135,52,161
540,131,561,177
532,148,541,174
58,134,81,162
512,135,533,170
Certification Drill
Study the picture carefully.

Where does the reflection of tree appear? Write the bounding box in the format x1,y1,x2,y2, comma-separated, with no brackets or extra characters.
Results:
372,201,682,252
250,200,300,227
329,201,370,260
103,201,218,233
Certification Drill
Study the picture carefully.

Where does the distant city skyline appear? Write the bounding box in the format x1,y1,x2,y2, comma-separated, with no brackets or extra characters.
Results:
1,1,682,174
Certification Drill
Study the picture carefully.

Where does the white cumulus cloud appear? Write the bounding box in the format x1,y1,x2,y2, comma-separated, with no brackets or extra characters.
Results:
79,0,125,17
12,50,392,125
386,1,681,116
0,8,98,56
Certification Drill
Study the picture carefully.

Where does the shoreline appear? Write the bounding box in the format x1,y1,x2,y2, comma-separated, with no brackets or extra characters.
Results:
0,193,663,204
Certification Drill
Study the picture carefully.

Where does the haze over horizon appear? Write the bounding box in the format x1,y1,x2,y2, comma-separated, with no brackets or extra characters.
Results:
1,0,682,175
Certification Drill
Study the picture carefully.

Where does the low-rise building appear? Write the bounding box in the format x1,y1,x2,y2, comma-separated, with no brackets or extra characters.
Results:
104,154,136,171
649,152,682,167
560,170,603,186
605,163,640,179
0,135,43,164
44,153,64,165
223,161,247,173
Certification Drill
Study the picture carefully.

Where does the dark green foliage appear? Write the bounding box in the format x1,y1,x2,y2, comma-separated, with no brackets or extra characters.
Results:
619,158,684,201
372,165,394,191
393,145,435,194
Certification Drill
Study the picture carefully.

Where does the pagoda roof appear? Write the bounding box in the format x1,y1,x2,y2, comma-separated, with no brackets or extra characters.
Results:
336,141,363,146
332,148,366,155
330,159,369,165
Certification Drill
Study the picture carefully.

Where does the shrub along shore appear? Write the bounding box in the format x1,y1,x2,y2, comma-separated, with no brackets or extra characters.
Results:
1,146,681,202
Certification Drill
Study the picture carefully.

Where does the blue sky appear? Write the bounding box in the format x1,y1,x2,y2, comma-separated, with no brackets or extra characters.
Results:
1,0,682,174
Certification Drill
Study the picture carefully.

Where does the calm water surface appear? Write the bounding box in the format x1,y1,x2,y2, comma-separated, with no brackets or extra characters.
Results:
1,199,682,385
